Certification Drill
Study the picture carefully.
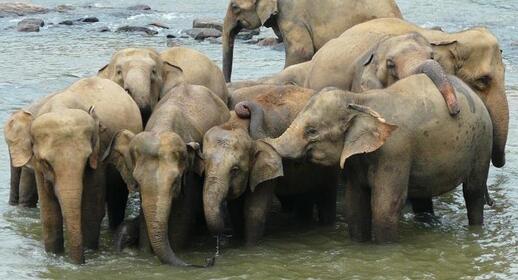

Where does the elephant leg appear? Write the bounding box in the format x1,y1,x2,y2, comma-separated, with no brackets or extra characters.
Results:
409,197,434,215
35,170,64,254
370,162,410,243
244,182,274,246
106,166,128,230
82,169,106,250
294,194,314,223
113,216,140,251
345,179,371,242
9,162,21,206
19,168,38,208
463,164,489,226
317,187,337,226
282,25,314,68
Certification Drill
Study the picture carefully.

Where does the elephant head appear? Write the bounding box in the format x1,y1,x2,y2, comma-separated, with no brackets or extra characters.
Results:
98,48,179,124
429,28,508,167
223,0,278,82
262,89,397,169
353,33,459,115
5,108,101,264
202,114,283,235
103,130,204,266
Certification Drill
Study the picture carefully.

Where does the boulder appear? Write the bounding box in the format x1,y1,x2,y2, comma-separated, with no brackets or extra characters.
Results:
59,20,74,25
0,3,48,16
116,25,158,35
16,18,44,32
81,17,99,23
166,34,177,39
55,4,74,12
192,18,223,32
98,26,110,32
236,28,260,40
183,28,222,40
127,4,151,11
149,22,169,29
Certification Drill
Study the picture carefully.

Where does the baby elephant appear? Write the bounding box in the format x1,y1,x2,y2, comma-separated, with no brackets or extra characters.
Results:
264,74,494,243
203,85,338,245
103,67,230,266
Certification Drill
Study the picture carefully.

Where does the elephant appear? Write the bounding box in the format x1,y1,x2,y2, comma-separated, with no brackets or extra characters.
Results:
305,18,508,168
222,0,403,82
103,70,230,266
160,47,229,105
5,92,58,207
4,77,143,264
263,74,494,243
202,85,338,245
227,61,311,94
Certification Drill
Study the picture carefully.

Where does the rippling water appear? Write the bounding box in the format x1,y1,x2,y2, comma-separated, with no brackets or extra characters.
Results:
0,0,517,279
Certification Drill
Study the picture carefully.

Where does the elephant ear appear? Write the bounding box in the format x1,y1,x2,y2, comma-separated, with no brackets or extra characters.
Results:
97,63,112,79
249,140,283,192
430,39,459,73
186,142,205,176
102,129,138,192
4,110,34,167
340,104,398,169
161,62,185,98
88,106,102,169
352,51,383,93
257,0,278,25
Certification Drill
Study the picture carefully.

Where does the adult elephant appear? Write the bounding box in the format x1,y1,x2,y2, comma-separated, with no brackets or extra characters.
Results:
203,85,338,245
263,74,493,243
104,66,230,266
222,0,402,82
161,47,229,104
4,77,143,264
306,18,508,168
99,47,228,123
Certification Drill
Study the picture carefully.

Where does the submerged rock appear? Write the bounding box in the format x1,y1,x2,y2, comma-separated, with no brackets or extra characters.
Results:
256,37,281,47
0,3,48,16
127,4,151,11
193,18,223,32
59,17,99,25
116,25,158,35
97,26,110,32
16,18,44,32
183,28,222,40
236,28,260,40
81,17,99,23
149,22,170,29
59,20,74,25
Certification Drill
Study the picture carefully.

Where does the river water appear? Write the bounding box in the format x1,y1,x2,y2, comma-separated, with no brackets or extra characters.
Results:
0,0,517,279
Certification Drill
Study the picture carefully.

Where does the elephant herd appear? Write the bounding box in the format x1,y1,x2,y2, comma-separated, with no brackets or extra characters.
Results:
4,0,508,268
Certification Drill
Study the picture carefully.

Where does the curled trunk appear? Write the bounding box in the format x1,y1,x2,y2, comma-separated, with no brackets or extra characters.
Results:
405,59,460,116
235,101,267,139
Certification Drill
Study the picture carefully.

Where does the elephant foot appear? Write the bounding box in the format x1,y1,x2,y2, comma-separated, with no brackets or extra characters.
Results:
113,217,140,252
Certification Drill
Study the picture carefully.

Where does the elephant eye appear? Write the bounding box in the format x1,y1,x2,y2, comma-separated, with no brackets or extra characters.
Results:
231,165,240,176
152,68,157,76
386,59,396,69
474,75,492,90
116,69,122,76
231,2,240,13
304,127,319,140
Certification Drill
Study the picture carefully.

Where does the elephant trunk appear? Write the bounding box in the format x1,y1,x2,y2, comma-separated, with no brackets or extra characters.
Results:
407,59,460,116
142,190,190,267
262,124,306,159
9,158,21,205
203,175,229,235
124,69,153,123
54,164,85,264
235,101,267,139
485,88,508,167
222,7,242,82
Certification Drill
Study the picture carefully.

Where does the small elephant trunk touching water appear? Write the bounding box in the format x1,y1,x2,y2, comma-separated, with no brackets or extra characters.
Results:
407,60,460,116
203,176,230,235
222,7,242,82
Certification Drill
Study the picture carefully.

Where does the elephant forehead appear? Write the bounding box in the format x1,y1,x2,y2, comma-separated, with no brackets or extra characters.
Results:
119,56,156,68
132,131,186,157
32,110,94,137
234,0,254,9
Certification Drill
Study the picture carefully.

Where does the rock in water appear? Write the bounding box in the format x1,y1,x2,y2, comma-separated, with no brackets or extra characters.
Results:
55,4,74,12
116,26,158,35
127,5,151,11
192,18,223,32
183,28,222,40
0,3,48,16
81,17,99,23
148,22,170,29
16,18,44,32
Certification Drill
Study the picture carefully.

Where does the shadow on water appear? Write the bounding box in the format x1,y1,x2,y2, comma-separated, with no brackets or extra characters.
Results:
0,0,517,279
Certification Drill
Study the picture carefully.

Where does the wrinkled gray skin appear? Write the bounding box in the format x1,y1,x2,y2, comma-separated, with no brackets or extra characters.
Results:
104,77,230,266
203,85,338,245
264,74,493,243
227,61,312,94
4,77,143,264
223,0,402,81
